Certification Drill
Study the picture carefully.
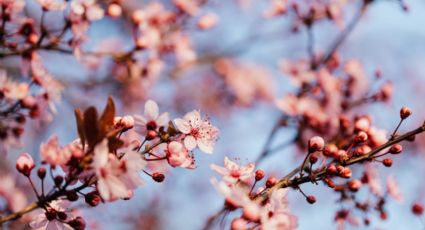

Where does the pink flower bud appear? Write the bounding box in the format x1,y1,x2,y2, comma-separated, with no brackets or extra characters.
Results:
166,141,188,167
354,131,368,143
107,3,122,18
308,136,325,152
400,107,412,119
348,179,362,192
242,203,260,222
354,118,370,132
16,153,35,176
197,13,218,30
389,144,402,154
231,218,247,230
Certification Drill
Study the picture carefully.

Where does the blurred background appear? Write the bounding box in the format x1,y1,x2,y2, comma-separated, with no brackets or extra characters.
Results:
2,0,425,229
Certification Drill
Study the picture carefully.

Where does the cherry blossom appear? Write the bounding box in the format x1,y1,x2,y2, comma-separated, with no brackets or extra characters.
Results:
174,110,219,154
210,157,255,184
29,200,73,230
166,141,195,169
40,136,71,167
16,153,35,176
134,100,169,136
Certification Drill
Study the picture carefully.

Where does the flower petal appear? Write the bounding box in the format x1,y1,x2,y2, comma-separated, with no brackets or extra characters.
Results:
144,100,159,120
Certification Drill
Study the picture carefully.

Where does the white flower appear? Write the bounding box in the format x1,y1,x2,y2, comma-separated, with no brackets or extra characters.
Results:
174,110,219,154
30,200,73,230
93,140,146,201
210,157,255,184
134,100,169,135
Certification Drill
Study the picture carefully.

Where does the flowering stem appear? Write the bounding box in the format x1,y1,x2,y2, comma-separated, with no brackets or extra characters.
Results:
254,123,425,203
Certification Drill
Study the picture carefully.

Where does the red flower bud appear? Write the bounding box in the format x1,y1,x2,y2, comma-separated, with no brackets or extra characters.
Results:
152,172,165,183
266,177,277,188
412,203,424,216
306,195,316,204
389,144,402,154
16,153,35,177
383,158,392,167
400,107,412,119
255,169,265,181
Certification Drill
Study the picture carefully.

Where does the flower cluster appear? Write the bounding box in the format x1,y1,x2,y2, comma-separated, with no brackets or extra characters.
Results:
11,97,218,229
210,157,297,230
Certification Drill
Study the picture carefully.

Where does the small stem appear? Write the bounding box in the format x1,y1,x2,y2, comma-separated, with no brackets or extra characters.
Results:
390,118,403,141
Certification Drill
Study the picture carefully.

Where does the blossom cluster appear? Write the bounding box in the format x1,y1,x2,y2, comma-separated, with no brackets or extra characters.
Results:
13,97,218,229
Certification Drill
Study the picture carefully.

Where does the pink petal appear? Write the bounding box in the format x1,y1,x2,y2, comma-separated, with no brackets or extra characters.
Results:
144,100,159,120
184,136,197,151
174,118,190,134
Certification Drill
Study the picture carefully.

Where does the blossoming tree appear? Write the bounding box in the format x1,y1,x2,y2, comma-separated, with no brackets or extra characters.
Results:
1,0,425,229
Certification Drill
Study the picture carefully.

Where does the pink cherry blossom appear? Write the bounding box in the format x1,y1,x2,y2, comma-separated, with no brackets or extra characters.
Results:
260,189,298,230
197,13,219,30
210,157,255,184
93,140,146,201
174,110,219,154
29,200,73,230
0,174,27,212
40,136,71,167
134,100,169,136
166,141,195,169
16,152,35,176
386,175,403,203
35,0,66,11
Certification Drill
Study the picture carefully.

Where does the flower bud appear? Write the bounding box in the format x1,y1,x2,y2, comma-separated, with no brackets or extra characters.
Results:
348,179,362,192
68,216,86,230
67,191,79,202
54,175,63,187
146,130,157,140
389,144,402,154
266,177,277,188
383,158,392,167
306,195,316,204
309,153,318,164
400,107,412,119
37,167,46,179
16,153,35,177
308,136,325,152
412,203,424,216
107,3,122,18
152,172,165,183
85,191,101,207
323,144,338,157
231,218,247,230
255,169,265,181
326,164,337,175
354,118,370,132
354,131,368,143
57,211,67,220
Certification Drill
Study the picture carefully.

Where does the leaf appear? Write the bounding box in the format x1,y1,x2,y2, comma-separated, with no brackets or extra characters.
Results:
74,109,86,148
107,137,124,152
99,96,116,136
84,107,100,149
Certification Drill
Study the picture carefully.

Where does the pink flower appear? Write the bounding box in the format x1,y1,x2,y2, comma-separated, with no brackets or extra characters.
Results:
71,0,104,21
30,200,73,230
134,100,169,135
172,0,199,15
174,110,219,154
197,13,219,30
35,0,66,11
0,175,27,212
114,115,135,130
210,178,254,208
93,140,146,201
166,141,195,168
308,136,325,152
260,189,298,230
386,175,403,203
40,136,71,167
16,153,35,176
210,157,255,184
